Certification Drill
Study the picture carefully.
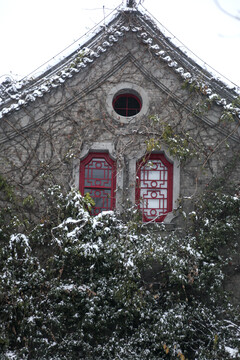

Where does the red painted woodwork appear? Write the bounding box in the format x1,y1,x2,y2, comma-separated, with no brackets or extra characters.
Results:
79,153,116,215
136,154,173,222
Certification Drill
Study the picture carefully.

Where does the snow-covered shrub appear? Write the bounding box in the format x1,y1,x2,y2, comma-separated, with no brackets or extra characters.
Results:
0,187,239,359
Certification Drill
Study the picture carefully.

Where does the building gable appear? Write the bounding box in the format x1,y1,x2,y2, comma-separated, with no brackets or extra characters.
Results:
0,4,239,226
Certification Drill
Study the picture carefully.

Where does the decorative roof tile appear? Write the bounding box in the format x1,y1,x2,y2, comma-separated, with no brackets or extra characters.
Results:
0,7,239,121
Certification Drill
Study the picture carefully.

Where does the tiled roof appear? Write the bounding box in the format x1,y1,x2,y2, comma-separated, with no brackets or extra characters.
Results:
0,8,239,120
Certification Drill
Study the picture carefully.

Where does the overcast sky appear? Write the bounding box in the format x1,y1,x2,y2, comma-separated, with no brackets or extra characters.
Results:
0,0,239,89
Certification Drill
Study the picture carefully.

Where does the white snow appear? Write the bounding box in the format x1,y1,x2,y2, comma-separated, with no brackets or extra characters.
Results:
225,346,239,358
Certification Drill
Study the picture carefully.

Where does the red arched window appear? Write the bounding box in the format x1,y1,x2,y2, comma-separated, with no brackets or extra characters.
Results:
79,153,116,215
136,154,173,222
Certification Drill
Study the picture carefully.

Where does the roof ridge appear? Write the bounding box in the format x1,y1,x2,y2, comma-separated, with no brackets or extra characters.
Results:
0,8,239,121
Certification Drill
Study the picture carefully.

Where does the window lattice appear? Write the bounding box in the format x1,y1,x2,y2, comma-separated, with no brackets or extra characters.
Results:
136,155,173,222
80,154,116,215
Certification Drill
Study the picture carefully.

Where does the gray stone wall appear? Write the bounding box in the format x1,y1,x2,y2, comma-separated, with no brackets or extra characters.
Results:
0,29,240,301
0,30,239,222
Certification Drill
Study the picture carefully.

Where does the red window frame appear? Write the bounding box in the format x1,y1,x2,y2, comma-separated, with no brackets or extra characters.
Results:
79,152,116,215
112,93,142,117
136,154,173,222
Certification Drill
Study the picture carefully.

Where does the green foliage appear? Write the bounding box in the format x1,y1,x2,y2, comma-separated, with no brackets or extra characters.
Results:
147,118,198,162
192,190,240,259
0,188,239,359
0,175,20,241
0,176,36,239
22,195,35,208
182,79,240,123
232,96,240,107
193,98,213,116
220,110,236,122
69,50,85,68
0,174,15,202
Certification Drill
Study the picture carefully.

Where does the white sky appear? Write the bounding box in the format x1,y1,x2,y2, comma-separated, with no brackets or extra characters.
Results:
0,0,239,89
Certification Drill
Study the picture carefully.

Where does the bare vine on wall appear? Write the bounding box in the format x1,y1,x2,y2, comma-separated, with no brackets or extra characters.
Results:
0,39,239,230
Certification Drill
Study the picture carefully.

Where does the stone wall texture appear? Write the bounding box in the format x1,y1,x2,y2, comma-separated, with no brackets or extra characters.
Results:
0,12,240,299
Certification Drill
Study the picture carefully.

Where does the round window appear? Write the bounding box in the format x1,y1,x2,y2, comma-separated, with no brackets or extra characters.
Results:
112,93,142,117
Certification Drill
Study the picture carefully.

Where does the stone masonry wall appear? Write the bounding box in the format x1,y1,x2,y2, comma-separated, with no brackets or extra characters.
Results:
0,30,239,220
0,29,240,300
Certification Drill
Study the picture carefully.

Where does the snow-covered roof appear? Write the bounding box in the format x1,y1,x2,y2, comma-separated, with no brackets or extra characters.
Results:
0,4,239,121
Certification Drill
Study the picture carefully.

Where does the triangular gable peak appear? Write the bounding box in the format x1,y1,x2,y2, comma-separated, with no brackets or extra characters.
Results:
0,4,239,121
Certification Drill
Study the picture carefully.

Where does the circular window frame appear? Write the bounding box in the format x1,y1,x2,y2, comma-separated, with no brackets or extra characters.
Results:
112,92,142,117
106,82,149,123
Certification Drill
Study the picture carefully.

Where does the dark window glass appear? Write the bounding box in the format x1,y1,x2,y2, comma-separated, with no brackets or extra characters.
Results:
113,93,141,117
